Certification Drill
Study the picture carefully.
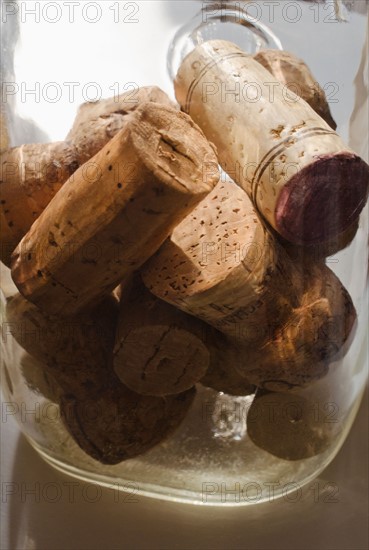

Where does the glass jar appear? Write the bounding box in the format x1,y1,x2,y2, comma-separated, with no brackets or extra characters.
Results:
1,0,368,505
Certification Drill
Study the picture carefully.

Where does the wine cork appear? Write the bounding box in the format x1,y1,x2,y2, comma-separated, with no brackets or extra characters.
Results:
11,103,219,316
114,274,256,397
19,353,59,403
200,330,256,396
1,142,80,266
247,389,337,460
175,40,369,245
113,277,210,396
142,178,302,340
6,292,196,464
280,219,359,266
0,87,174,266
6,293,119,398
60,385,196,464
66,86,177,164
0,105,10,153
253,49,337,130
234,264,357,390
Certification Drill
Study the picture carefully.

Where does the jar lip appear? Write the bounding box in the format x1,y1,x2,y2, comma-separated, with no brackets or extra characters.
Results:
167,2,282,82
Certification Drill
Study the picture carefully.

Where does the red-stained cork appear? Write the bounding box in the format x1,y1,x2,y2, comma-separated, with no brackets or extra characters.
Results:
175,40,369,245
275,153,369,244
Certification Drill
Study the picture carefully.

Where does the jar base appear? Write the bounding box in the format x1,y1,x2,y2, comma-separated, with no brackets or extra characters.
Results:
22,383,366,506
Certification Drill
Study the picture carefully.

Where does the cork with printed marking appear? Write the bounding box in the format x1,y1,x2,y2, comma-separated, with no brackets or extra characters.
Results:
175,40,369,245
142,178,302,340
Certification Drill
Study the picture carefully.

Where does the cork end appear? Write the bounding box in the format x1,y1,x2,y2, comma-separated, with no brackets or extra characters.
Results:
114,325,209,396
130,102,220,196
275,153,369,245
247,390,336,460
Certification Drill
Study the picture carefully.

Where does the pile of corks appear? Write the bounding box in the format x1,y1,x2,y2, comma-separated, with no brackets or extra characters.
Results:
1,44,368,463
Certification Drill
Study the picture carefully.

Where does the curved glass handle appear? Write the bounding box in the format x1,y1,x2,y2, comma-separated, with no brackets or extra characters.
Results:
167,2,282,81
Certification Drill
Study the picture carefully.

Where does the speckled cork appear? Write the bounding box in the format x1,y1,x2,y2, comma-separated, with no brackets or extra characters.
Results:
175,40,369,245
142,178,302,340
11,102,219,316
